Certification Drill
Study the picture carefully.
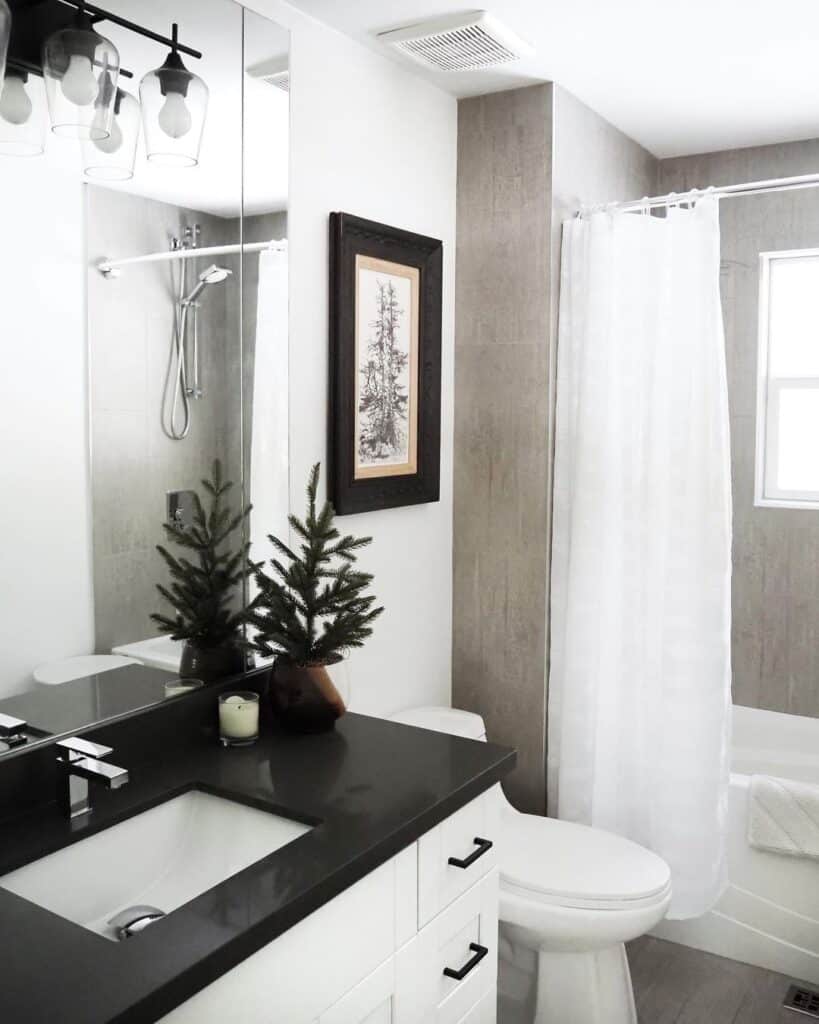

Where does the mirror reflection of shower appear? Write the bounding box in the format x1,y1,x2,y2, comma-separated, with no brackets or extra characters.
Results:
164,224,233,441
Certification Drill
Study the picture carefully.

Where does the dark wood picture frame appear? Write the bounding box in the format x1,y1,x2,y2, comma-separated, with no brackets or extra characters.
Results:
328,213,443,515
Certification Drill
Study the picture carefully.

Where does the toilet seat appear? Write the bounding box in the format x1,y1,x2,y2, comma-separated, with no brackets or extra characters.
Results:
500,810,672,912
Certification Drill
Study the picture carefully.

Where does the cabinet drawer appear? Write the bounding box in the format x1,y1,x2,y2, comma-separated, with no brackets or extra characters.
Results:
396,869,498,1024
418,791,499,926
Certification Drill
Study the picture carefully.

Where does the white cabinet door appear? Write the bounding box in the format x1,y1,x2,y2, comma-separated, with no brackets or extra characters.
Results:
418,792,499,926
456,988,496,1024
319,958,395,1024
396,870,498,1024
158,860,398,1024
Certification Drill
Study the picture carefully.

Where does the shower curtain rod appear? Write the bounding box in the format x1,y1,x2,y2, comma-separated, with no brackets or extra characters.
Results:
601,172,819,214
97,239,287,278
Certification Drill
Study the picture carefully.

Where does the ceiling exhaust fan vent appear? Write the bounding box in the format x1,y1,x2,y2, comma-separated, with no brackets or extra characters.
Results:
377,12,532,72
246,56,290,92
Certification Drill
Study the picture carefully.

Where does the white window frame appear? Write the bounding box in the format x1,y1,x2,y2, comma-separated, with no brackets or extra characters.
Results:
755,247,819,509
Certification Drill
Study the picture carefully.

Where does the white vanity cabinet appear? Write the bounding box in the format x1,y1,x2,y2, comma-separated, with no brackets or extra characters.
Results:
159,791,499,1024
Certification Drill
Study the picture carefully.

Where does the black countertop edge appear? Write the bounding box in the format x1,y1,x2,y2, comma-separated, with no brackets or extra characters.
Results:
0,711,516,1024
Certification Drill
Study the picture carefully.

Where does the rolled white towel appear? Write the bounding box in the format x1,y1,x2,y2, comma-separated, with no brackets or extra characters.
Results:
748,774,819,860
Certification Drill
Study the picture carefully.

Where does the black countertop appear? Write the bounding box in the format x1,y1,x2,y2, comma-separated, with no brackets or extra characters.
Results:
0,711,515,1024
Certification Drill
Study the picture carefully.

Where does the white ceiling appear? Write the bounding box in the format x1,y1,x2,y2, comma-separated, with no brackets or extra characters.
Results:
288,0,819,159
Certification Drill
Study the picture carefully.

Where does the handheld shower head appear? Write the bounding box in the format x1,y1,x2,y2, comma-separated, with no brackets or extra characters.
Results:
182,264,232,305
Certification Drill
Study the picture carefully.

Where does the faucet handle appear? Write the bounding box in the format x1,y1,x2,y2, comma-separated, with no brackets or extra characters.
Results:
0,713,27,739
56,736,114,761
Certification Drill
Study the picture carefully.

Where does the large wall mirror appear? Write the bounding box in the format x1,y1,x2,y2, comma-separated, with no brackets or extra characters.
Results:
0,0,289,754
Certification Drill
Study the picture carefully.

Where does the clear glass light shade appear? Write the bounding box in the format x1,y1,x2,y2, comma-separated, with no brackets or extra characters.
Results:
42,15,120,139
0,70,47,156
0,1,10,86
82,88,139,179
140,53,207,167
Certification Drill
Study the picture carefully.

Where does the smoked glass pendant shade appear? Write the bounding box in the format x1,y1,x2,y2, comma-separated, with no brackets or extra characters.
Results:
82,87,139,180
42,7,120,139
140,49,207,167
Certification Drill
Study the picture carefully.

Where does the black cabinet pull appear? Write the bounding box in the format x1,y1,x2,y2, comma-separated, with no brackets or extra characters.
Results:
443,942,489,981
448,836,493,869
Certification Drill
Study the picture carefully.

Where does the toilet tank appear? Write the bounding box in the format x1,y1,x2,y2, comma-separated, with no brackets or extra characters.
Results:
389,706,487,742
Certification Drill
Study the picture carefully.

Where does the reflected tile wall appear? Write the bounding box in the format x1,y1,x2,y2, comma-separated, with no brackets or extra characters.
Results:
86,186,242,654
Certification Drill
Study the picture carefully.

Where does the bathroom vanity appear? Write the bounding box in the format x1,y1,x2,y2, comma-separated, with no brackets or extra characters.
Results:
0,699,514,1023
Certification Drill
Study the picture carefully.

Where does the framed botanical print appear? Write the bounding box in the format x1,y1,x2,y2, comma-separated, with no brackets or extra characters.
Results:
328,213,443,515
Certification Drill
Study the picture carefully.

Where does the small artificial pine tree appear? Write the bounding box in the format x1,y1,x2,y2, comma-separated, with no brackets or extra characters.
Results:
151,460,251,649
245,463,384,666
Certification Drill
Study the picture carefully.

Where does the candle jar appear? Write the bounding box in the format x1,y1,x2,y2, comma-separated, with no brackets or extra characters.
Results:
164,678,204,699
218,691,260,747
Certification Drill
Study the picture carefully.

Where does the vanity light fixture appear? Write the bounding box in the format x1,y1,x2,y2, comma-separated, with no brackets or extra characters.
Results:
42,0,120,139
140,23,208,168
82,86,139,179
0,66,46,155
0,0,10,85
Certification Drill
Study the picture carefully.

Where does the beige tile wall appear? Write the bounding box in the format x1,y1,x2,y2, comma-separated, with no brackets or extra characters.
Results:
454,85,658,813
660,140,819,717
454,85,554,813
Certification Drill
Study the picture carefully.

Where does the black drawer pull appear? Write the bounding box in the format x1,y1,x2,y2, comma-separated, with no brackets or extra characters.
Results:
443,942,489,981
448,836,493,869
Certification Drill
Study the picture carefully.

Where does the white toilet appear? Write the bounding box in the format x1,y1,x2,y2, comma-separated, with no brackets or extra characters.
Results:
390,707,672,1024
33,654,138,686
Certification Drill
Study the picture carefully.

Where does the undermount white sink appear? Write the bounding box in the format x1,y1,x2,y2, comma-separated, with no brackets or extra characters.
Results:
0,791,312,941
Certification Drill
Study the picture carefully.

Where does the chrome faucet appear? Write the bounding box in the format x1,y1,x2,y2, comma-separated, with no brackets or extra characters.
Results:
56,737,129,820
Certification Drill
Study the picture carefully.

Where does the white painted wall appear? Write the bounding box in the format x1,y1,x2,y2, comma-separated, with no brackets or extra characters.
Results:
0,157,95,698
244,0,458,716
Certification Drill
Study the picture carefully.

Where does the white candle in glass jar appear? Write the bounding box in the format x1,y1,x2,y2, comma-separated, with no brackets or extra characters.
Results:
219,692,259,743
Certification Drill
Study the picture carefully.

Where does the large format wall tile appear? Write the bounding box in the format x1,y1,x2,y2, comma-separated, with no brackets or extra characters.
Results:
454,85,552,813
661,141,819,717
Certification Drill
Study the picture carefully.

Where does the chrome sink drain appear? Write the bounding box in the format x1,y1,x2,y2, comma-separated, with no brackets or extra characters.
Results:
107,905,166,941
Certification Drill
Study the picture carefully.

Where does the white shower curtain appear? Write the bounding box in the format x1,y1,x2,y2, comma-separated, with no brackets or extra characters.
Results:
250,243,289,574
547,198,732,920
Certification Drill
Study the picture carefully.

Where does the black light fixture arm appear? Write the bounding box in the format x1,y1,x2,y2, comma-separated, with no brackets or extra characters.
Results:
54,0,202,59
7,52,133,77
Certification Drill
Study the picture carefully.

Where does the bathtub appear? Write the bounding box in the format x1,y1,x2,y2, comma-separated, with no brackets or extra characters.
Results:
653,704,819,982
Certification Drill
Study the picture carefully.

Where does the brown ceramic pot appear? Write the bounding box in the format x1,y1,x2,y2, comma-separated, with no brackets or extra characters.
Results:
179,640,244,683
268,656,346,733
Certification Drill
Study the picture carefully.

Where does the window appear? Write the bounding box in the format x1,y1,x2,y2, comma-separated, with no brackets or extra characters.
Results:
756,249,819,507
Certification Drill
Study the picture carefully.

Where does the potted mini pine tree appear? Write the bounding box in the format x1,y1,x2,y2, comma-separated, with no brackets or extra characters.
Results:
245,463,383,733
152,459,251,682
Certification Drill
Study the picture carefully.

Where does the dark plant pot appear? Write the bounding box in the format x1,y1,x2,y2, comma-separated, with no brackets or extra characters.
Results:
179,641,244,683
268,657,346,734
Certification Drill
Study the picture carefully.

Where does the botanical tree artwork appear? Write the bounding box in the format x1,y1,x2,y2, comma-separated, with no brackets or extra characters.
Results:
359,276,409,463
355,258,418,475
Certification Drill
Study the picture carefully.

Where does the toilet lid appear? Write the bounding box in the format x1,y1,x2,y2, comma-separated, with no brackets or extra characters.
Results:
500,811,671,910
389,706,486,741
